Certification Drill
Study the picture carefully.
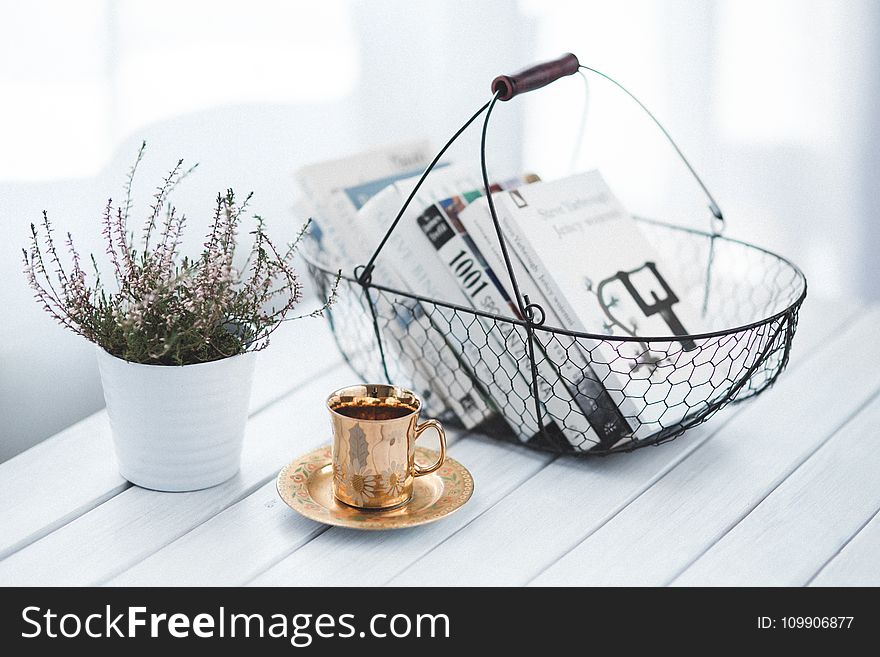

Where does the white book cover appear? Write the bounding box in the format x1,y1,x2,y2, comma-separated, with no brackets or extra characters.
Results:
466,171,729,439
457,196,634,451
357,167,545,443
296,140,434,276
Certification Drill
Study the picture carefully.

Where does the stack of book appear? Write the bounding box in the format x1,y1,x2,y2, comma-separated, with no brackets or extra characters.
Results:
298,141,743,452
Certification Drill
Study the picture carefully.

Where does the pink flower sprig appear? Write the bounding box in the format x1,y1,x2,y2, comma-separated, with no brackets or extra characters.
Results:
23,142,339,365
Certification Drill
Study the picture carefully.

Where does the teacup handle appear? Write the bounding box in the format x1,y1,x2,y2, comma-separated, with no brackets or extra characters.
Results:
413,419,446,476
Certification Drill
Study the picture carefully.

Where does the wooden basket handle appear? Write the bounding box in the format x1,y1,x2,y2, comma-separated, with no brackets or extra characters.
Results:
491,53,580,101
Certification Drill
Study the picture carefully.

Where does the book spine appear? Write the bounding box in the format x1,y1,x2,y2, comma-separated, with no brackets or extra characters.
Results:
353,192,496,430
417,202,604,448
375,206,541,442
460,204,634,451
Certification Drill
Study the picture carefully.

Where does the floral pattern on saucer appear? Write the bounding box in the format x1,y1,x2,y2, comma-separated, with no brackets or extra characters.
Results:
276,445,474,530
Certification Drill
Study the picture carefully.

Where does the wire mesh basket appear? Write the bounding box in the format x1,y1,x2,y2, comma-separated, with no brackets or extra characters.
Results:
304,54,808,455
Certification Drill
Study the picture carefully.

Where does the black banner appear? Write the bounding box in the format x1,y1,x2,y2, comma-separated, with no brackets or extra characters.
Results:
0,587,874,652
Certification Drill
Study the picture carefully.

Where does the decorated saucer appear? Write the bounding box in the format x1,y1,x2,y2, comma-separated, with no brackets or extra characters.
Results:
276,445,474,530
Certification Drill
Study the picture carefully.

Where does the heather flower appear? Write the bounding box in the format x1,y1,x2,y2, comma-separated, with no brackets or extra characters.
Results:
23,142,339,366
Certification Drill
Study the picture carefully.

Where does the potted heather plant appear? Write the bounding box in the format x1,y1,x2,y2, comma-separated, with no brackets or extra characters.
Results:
23,143,338,491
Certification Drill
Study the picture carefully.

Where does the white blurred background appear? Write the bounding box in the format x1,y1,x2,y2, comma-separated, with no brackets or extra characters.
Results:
1,0,877,461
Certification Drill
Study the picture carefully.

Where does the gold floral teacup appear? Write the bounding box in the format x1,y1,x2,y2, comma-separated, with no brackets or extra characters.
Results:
327,384,446,510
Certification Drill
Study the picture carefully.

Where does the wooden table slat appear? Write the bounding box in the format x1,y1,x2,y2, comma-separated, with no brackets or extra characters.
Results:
0,413,123,561
0,365,353,585
529,308,880,586
672,392,880,585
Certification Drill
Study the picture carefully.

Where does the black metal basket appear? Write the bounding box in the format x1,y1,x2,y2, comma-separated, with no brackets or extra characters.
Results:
304,54,808,455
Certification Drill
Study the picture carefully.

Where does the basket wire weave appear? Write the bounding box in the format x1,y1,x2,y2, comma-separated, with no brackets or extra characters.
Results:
305,55,808,455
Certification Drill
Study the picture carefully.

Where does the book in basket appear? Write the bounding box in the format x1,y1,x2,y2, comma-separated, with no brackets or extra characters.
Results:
418,186,633,451
460,171,738,440
295,142,492,428
358,166,554,445
454,189,635,451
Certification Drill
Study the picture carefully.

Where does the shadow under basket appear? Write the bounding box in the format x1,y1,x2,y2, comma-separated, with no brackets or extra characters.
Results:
303,53,808,456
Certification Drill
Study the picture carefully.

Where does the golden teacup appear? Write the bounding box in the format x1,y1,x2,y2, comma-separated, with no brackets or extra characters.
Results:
327,384,446,509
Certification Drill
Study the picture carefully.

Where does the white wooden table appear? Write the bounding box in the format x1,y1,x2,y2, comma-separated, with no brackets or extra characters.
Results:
2,297,878,587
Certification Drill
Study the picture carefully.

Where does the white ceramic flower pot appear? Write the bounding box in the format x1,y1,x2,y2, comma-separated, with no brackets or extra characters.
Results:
96,347,257,492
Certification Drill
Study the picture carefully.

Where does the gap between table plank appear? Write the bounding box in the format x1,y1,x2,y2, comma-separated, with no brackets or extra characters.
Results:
808,505,880,586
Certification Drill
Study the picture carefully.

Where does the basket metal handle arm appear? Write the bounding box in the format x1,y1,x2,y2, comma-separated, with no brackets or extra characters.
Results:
577,64,725,232
357,54,724,288
357,54,581,286
356,100,492,285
